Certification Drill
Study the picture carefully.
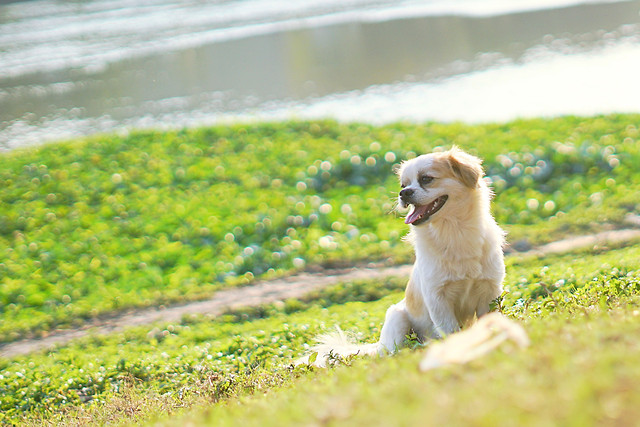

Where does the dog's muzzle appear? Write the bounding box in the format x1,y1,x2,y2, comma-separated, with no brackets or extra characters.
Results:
399,188,414,204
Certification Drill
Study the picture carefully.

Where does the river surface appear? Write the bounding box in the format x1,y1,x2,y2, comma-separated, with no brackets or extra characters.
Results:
1,0,640,149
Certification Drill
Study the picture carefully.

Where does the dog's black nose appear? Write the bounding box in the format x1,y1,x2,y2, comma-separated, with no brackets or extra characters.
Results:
400,188,414,201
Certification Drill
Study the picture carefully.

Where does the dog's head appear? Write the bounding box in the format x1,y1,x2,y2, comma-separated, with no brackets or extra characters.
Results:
396,147,484,226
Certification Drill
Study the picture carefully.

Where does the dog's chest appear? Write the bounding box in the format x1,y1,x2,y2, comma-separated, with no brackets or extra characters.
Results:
442,278,487,324
413,223,494,282
415,243,485,282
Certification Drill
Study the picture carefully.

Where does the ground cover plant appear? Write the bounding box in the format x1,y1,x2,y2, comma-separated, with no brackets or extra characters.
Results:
1,115,639,343
2,242,640,425
179,278,640,427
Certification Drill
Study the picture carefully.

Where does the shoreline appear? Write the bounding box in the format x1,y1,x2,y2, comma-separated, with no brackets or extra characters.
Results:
2,0,640,150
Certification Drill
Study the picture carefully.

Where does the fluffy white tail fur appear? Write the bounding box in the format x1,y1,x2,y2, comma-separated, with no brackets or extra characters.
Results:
296,327,385,367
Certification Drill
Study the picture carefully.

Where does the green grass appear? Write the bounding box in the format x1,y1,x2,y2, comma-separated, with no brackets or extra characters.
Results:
2,242,640,425
1,115,640,342
184,293,640,427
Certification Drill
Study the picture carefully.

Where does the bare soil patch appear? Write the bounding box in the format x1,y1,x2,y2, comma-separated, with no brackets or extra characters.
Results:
2,228,639,359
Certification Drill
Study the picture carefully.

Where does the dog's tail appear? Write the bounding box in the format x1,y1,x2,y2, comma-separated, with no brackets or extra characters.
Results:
296,327,385,367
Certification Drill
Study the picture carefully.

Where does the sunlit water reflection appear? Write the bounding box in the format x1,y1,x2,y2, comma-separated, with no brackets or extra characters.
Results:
1,0,639,149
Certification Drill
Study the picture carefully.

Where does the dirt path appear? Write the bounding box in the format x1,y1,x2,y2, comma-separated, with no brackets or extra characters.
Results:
2,227,640,359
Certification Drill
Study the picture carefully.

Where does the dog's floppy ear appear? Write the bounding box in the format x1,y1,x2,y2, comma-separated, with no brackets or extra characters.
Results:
446,146,483,188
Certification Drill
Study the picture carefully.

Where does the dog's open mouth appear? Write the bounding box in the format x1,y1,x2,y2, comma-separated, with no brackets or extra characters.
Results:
405,195,448,225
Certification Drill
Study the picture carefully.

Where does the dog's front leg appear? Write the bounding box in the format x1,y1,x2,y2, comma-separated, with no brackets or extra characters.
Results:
378,301,410,353
425,291,460,338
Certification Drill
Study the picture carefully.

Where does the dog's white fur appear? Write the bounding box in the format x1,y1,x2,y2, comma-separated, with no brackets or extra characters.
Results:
302,147,505,366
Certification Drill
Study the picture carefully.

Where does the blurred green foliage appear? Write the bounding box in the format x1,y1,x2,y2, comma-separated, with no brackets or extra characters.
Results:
0,115,639,341
2,243,639,424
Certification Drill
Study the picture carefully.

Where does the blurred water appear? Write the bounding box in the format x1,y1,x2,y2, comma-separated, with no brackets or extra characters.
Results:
1,0,640,149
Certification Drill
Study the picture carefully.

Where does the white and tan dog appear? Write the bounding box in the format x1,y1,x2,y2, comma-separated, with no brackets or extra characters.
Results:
304,147,505,366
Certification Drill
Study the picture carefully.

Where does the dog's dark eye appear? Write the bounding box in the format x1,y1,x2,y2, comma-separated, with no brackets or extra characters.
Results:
401,184,407,188
420,175,434,185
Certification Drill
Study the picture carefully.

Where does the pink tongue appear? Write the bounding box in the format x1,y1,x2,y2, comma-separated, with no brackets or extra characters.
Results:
405,204,429,224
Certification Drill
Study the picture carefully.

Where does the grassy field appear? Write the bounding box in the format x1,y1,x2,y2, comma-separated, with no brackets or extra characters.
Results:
1,115,640,425
2,243,639,425
184,281,640,427
1,115,639,343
